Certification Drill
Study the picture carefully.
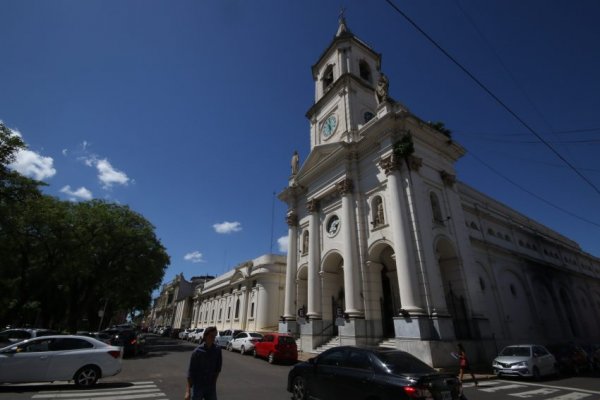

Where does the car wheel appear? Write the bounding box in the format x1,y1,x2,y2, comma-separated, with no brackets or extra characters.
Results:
268,352,275,364
292,376,307,400
74,365,100,387
252,348,258,358
240,345,246,355
532,366,541,380
227,343,233,352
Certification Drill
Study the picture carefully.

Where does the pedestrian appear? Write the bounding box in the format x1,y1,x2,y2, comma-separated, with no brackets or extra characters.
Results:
457,343,478,386
185,326,222,400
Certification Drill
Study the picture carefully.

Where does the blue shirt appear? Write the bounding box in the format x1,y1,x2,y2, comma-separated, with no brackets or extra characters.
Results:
188,343,222,387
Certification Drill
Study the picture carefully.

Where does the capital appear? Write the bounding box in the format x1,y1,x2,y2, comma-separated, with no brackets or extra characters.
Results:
336,178,354,195
378,154,402,175
440,170,456,187
286,211,298,227
306,199,320,213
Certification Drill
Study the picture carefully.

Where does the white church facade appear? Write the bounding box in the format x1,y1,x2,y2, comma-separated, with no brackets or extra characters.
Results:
278,18,600,368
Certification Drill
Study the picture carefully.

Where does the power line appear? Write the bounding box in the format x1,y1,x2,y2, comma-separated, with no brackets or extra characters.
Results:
466,150,600,229
383,0,600,196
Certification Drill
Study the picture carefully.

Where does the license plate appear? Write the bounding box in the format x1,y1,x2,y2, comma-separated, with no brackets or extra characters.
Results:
440,391,451,400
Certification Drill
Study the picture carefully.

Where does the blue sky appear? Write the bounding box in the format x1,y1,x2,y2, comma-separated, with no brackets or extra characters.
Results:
2,0,599,288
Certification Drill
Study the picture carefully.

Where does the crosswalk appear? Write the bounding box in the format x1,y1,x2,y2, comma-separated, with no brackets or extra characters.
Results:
30,381,168,400
463,380,600,399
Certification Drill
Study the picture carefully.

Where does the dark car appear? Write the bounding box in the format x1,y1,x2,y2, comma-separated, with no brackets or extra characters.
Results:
102,328,144,357
546,343,589,375
287,346,462,400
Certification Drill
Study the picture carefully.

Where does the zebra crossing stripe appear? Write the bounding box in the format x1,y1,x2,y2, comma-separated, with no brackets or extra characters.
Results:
33,388,161,398
508,387,560,397
33,393,167,400
546,393,593,400
481,383,527,392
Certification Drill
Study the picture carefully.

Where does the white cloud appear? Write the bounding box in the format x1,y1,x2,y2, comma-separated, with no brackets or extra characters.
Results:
60,185,93,201
62,149,68,156
10,149,56,181
213,221,242,234
277,235,289,253
96,158,129,188
184,251,205,263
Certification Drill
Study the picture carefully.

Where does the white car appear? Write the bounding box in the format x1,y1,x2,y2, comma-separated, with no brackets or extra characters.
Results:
492,344,558,379
179,328,193,340
191,328,205,343
0,335,122,387
227,331,263,355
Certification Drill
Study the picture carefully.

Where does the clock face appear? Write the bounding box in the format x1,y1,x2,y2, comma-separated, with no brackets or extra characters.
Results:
321,114,337,139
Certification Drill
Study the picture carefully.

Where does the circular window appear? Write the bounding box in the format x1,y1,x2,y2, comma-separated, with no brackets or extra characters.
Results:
326,215,341,237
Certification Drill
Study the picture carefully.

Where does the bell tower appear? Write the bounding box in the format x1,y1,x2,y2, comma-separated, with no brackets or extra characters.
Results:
306,16,384,149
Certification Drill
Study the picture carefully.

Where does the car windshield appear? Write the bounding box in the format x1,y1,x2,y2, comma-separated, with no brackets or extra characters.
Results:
278,336,295,344
500,346,531,357
377,352,436,374
249,333,262,338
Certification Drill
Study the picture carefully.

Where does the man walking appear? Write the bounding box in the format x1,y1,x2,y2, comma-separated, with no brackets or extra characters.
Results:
185,326,222,400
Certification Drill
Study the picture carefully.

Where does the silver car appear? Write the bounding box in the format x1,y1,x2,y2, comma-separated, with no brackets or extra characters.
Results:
492,344,558,379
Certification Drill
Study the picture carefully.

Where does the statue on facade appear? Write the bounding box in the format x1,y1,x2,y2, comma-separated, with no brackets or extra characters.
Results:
291,150,300,175
376,72,389,105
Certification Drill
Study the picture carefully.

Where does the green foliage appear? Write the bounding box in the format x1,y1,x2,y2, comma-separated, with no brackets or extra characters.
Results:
0,124,170,330
393,133,414,159
426,121,452,138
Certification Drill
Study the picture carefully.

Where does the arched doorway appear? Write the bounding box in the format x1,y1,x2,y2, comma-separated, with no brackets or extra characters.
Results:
321,252,344,336
367,242,399,339
296,264,308,318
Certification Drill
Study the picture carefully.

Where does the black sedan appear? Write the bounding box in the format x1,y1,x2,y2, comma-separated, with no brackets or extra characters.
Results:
287,346,462,400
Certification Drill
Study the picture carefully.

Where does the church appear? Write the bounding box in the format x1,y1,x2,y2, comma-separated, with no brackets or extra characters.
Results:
278,17,600,368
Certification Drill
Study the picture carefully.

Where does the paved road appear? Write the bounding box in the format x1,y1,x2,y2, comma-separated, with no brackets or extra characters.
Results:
1,335,599,400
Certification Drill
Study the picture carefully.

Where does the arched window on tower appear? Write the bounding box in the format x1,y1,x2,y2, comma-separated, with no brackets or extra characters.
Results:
322,65,334,92
371,196,385,228
359,60,372,82
430,192,444,224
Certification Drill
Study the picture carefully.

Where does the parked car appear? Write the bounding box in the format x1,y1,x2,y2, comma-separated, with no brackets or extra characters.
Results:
0,328,60,347
287,345,462,400
215,329,243,348
102,328,144,357
0,335,122,387
580,343,600,370
492,344,558,379
227,331,263,355
191,328,205,343
170,328,182,339
546,343,589,375
253,333,297,364
179,328,193,340
77,331,112,345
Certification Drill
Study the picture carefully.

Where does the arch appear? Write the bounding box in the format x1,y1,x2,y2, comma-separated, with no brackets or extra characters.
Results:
558,285,579,337
530,276,563,342
359,59,372,82
295,263,308,318
367,240,399,338
321,251,345,335
496,268,535,340
322,64,334,91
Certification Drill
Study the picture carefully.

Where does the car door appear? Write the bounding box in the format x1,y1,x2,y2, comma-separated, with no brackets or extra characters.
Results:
231,333,246,351
534,346,555,376
0,338,54,383
333,349,375,400
311,348,347,399
257,334,273,358
47,338,96,380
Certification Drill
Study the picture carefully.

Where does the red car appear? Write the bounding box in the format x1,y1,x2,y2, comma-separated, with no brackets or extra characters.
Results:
253,333,297,364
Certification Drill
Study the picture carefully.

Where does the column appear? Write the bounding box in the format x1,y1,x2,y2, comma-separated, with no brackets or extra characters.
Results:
337,178,362,317
380,156,423,313
306,200,322,319
283,210,298,319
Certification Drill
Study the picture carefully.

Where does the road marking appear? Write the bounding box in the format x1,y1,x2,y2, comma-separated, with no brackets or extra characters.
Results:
496,380,600,395
30,381,168,400
481,383,527,392
509,388,560,397
546,393,593,400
